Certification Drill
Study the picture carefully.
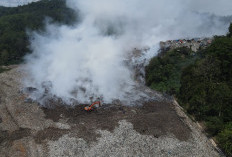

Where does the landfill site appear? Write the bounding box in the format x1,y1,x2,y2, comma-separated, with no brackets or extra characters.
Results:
0,64,223,157
0,0,231,156
159,38,213,52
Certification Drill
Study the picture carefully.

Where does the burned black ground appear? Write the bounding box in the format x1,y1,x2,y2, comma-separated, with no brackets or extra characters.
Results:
42,100,191,143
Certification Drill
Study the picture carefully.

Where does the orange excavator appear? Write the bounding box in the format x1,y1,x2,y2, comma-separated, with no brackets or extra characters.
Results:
84,101,101,111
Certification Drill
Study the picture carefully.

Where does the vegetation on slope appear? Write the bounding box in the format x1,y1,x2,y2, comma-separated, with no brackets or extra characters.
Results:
145,47,202,95
145,25,232,156
0,0,76,65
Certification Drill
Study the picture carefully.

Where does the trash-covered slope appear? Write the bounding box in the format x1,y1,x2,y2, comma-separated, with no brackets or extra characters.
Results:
0,66,221,157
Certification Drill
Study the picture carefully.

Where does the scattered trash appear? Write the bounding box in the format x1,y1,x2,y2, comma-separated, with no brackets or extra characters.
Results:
160,37,213,52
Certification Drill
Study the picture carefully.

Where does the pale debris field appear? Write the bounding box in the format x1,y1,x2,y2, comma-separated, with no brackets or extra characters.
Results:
0,66,220,157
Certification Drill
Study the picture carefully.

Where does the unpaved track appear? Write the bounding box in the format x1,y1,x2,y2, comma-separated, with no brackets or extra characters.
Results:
0,66,220,157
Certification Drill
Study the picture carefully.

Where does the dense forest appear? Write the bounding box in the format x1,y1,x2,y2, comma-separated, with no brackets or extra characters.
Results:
146,26,232,156
145,47,202,95
0,0,76,65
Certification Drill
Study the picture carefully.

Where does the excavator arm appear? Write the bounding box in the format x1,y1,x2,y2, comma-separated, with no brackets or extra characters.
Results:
84,101,101,111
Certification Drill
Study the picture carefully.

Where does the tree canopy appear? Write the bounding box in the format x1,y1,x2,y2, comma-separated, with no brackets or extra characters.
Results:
0,0,77,65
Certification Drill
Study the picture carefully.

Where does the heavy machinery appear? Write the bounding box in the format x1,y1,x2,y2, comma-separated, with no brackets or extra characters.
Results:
84,101,101,111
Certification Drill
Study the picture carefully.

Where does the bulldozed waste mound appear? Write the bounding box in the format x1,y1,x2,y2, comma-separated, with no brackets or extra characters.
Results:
0,66,221,157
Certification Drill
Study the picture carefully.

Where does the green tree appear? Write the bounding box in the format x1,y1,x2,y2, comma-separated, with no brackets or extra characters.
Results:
145,47,197,95
217,123,232,156
0,0,77,65
0,50,9,65
228,23,232,37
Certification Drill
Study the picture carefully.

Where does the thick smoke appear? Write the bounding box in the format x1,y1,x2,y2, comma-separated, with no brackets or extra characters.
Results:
24,0,232,105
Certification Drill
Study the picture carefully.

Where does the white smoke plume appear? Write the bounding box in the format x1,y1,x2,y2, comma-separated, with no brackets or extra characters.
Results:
24,0,232,105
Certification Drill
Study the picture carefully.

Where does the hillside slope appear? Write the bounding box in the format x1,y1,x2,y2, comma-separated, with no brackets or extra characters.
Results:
0,0,76,65
146,25,232,156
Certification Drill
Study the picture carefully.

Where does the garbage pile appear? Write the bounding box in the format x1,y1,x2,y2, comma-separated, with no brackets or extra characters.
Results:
160,38,213,52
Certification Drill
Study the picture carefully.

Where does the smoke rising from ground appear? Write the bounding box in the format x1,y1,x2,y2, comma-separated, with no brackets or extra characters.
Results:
24,0,232,105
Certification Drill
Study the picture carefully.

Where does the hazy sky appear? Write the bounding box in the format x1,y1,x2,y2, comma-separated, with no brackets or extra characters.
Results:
1,0,232,17
187,0,232,16
0,0,39,7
